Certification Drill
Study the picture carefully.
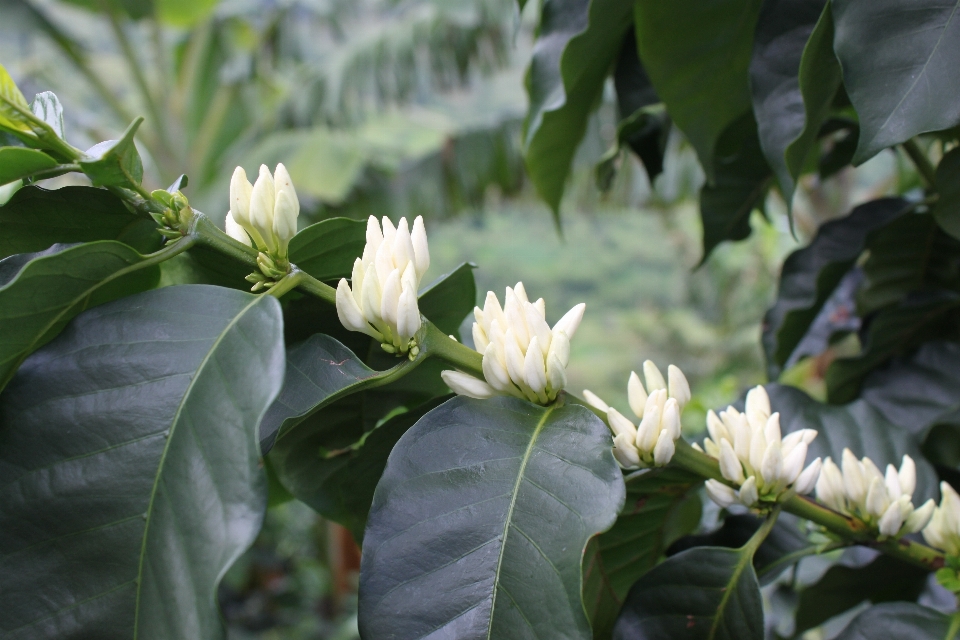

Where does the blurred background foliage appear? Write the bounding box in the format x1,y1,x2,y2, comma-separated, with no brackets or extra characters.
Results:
0,0,919,635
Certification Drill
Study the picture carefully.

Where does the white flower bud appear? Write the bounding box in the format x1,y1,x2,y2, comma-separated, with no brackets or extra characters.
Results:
250,165,277,253
613,431,641,468
643,360,666,392
739,476,759,507
441,370,496,399
225,212,252,246
906,499,935,534
553,303,586,341
878,502,903,537
627,371,647,418
606,408,638,441
899,455,917,497
719,439,745,484
411,216,430,278
924,483,960,556
667,365,691,409
705,480,738,509
794,458,822,495
582,389,610,413
653,429,676,466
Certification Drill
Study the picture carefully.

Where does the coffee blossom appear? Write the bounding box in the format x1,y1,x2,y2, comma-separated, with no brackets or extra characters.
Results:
923,482,960,556
228,164,299,259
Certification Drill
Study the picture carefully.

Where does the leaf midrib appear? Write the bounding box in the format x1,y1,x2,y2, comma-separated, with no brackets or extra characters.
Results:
131,294,263,638
708,547,756,639
485,405,553,640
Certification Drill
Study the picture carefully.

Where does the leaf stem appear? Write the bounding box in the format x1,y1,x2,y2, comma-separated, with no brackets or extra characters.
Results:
422,322,484,378
902,139,938,190
946,610,960,640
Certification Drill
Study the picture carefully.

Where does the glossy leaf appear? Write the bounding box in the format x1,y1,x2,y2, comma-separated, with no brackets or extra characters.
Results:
934,146,960,241
699,112,772,261
860,341,960,436
288,217,366,282
634,0,763,179
794,555,928,636
612,545,764,640
79,118,145,188
359,396,625,639
582,468,702,638
762,197,908,377
827,293,960,403
0,240,166,391
750,0,839,201
0,147,58,185
30,91,64,140
0,285,284,638
0,185,160,259
523,0,633,216
0,62,32,135
764,383,939,502
833,0,960,163
834,603,953,640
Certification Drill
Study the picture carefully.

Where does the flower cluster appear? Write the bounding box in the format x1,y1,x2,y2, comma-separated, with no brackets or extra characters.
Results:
583,361,691,469
816,450,934,537
700,386,822,509
227,164,300,290
441,283,583,405
923,483,960,556
335,216,430,358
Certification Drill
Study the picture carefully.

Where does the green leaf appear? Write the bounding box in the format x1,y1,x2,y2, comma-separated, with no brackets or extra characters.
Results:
858,212,960,315
827,293,960,403
288,217,366,282
157,0,218,27
596,106,669,193
58,0,154,20
0,240,168,391
0,63,32,136
0,147,58,185
582,468,702,639
634,0,764,179
30,91,64,140
832,0,960,163
861,341,960,437
359,396,625,639
612,545,764,639
834,603,954,640
523,0,634,217
764,383,940,502
750,0,841,201
78,118,145,188
793,555,929,637
698,112,772,261
269,394,450,542
934,147,960,241
762,197,909,377
0,185,160,259
0,285,283,638
417,262,477,337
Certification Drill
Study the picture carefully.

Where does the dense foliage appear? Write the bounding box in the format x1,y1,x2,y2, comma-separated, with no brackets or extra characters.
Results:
3,0,960,639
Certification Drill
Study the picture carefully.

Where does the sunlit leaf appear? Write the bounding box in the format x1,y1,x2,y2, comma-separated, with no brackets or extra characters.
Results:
0,63,33,135
79,118,145,189
0,147,58,186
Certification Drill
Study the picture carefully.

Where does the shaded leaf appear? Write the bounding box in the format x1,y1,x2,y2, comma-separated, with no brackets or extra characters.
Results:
794,555,929,636
634,0,763,179
749,0,838,201
827,293,960,403
698,112,772,261
934,146,960,241
596,106,669,194
832,0,960,163
0,240,166,391
582,468,702,638
612,31,668,182
288,217,366,282
0,185,160,259
30,91,64,140
762,197,909,378
79,117,145,188
359,396,625,639
523,0,633,216
834,603,952,640
417,262,477,337
612,545,764,640
0,147,58,185
818,121,859,179
0,285,283,638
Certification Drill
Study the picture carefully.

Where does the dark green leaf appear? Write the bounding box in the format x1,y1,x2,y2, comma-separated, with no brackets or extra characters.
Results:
30,91,64,140
0,240,166,391
417,262,477,337
582,468,702,638
750,0,839,201
523,0,633,216
0,147,58,185
634,0,764,178
794,555,929,636
78,117,145,188
288,217,366,282
861,341,960,437
827,293,960,403
166,174,188,193
359,396,625,639
934,147,960,241
764,383,940,502
819,122,859,179
698,112,772,261
762,197,909,378
269,395,450,542
596,106,670,193
832,0,960,163
612,31,668,182
0,185,160,259
858,213,960,316
834,603,952,640
612,545,764,640
0,285,283,638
